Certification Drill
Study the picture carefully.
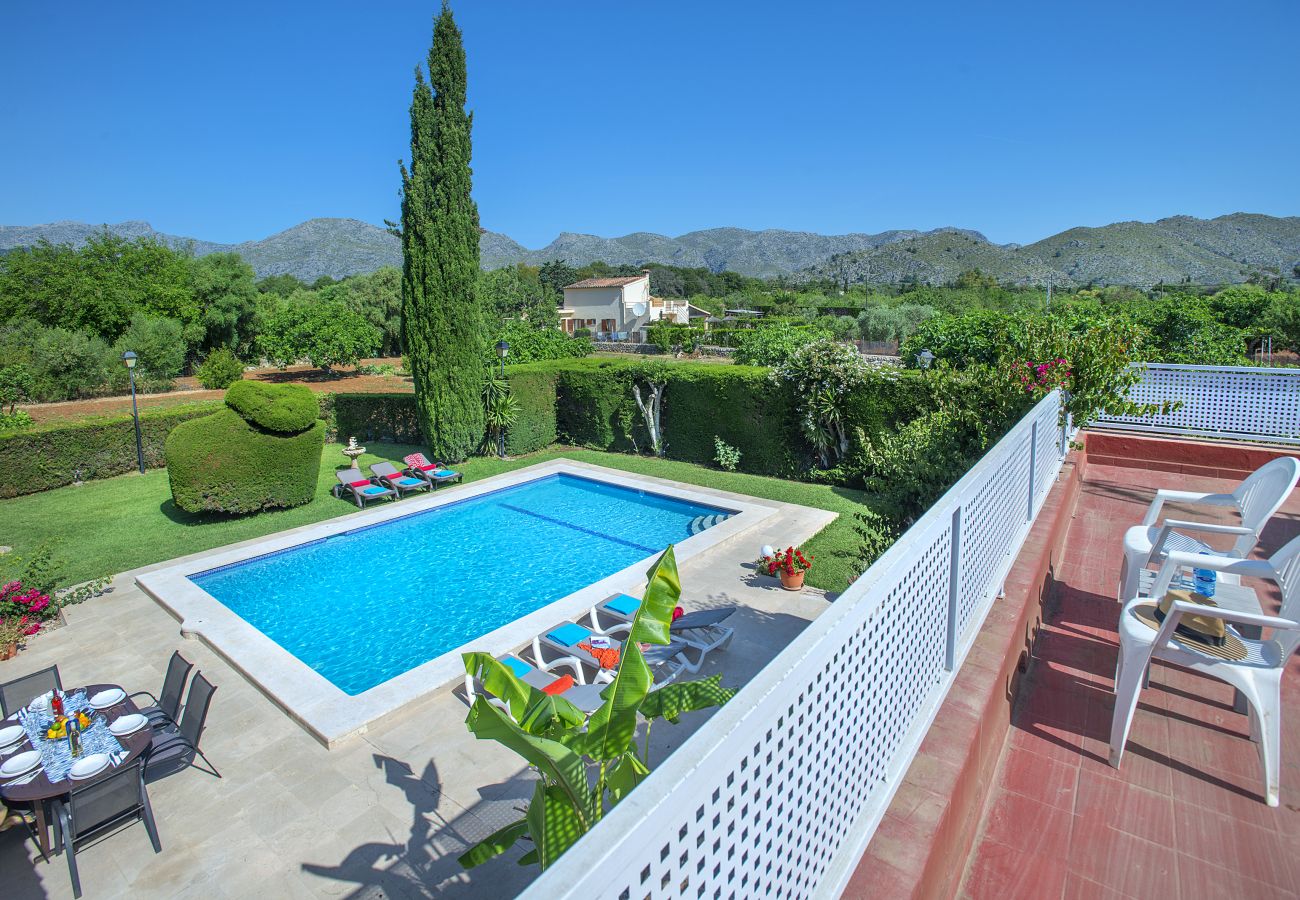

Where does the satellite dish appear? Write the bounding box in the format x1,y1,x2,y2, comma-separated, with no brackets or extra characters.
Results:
631,301,648,317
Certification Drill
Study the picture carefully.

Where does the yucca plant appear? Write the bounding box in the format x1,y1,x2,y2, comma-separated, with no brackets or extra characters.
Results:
459,545,735,870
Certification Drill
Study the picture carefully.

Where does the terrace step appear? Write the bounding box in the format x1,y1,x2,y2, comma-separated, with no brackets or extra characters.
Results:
688,514,725,535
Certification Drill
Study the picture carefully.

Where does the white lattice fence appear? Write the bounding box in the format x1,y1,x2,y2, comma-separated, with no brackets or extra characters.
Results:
1093,363,1300,444
519,392,1068,900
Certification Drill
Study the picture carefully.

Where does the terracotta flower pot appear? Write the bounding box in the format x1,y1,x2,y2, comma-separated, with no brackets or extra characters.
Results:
0,642,17,661
779,569,806,591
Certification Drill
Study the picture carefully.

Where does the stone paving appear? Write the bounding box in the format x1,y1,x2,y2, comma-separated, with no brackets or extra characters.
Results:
0,467,835,898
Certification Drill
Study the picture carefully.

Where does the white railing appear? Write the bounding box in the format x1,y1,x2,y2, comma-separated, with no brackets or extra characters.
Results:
1093,363,1300,445
520,391,1069,900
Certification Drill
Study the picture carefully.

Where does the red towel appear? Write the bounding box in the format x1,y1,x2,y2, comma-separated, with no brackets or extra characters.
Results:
349,479,371,488
541,674,575,695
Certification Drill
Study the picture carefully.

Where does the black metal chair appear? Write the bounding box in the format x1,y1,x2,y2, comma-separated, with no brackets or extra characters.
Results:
144,672,220,781
0,664,62,717
54,760,161,899
128,650,193,731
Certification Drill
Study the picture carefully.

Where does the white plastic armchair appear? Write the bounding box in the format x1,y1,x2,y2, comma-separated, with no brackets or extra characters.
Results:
1112,534,1300,806
1118,456,1300,600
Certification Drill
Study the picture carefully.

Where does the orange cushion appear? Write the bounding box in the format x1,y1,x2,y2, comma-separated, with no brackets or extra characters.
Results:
541,674,575,695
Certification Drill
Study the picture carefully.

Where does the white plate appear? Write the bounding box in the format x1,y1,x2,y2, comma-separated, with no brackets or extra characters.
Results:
0,749,41,779
26,692,51,713
109,713,147,737
0,724,24,748
68,753,109,781
88,688,126,709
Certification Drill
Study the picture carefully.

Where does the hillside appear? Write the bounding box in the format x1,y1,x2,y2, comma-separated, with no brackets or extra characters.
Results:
802,213,1300,288
2,213,1297,286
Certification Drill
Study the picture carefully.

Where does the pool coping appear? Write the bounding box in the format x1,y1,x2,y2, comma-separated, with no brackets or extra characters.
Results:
135,459,784,748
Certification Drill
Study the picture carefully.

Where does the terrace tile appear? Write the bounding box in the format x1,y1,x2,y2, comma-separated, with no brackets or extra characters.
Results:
961,450,1300,899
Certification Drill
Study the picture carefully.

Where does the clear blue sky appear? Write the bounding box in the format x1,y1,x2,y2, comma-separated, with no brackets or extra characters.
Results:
3,0,1297,248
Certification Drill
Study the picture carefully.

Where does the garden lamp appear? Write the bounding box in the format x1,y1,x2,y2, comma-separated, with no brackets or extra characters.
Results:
495,340,509,378
121,351,145,474
917,349,935,371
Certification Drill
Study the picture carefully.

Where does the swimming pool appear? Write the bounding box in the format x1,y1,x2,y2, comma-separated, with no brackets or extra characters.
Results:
189,473,731,695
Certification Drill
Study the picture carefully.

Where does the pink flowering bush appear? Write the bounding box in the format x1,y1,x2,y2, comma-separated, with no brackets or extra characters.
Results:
0,580,53,635
1013,358,1072,396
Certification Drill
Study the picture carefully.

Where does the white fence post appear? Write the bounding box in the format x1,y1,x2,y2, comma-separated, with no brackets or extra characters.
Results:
1027,420,1038,521
944,504,963,671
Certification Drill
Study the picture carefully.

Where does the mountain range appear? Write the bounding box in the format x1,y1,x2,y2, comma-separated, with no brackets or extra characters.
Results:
2,213,1297,287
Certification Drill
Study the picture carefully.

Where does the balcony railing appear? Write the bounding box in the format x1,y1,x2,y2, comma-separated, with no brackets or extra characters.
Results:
520,391,1069,900
1093,362,1300,445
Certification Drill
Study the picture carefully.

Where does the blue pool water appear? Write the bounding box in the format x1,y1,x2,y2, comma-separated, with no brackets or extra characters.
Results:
191,474,730,695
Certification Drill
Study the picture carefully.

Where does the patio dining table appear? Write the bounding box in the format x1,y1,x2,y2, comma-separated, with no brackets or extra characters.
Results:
0,683,153,859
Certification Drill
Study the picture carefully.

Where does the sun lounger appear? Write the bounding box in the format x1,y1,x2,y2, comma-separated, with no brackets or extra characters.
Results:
531,620,694,687
402,453,463,487
588,594,737,661
371,461,431,498
332,469,396,508
464,654,606,717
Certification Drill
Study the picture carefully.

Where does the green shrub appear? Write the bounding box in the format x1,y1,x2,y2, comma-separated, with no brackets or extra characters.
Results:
29,326,111,401
335,392,423,443
0,410,34,430
0,402,222,498
108,313,187,393
713,437,741,471
224,381,319,433
490,320,592,363
733,322,828,366
165,409,325,514
196,347,245,389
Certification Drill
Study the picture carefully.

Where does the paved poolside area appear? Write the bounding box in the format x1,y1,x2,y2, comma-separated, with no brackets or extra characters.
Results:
0,463,836,898
960,460,1300,899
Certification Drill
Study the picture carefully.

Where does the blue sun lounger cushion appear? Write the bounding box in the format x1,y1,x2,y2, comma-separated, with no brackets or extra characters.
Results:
546,622,592,648
362,485,389,495
502,656,533,678
605,594,641,617
396,476,423,486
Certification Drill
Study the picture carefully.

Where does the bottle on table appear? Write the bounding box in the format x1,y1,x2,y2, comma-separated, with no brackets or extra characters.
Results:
1192,551,1218,598
51,691,64,719
67,713,81,758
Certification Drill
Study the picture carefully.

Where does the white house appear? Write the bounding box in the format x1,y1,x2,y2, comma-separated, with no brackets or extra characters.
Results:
559,271,711,342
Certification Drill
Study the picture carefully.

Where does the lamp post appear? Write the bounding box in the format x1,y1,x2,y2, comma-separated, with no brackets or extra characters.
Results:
494,341,509,458
121,351,145,474
917,349,935,372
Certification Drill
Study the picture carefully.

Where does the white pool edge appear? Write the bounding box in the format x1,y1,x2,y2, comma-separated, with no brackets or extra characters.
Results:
135,459,783,748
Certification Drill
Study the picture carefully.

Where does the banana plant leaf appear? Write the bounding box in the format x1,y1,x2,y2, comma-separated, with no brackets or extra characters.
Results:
526,780,588,869
627,545,680,646
465,698,597,828
463,652,586,736
603,751,650,805
639,674,736,724
563,640,650,761
458,817,529,869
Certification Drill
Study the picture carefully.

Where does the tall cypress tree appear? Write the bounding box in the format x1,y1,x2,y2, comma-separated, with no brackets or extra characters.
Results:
399,2,483,461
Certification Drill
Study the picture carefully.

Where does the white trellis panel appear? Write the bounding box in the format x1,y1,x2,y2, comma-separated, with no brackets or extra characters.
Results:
1094,363,1300,444
520,392,1068,900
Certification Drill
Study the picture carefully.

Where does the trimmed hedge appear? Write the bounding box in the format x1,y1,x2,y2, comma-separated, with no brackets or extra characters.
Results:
503,365,558,455
0,402,223,499
225,381,319,433
335,393,424,444
165,409,326,514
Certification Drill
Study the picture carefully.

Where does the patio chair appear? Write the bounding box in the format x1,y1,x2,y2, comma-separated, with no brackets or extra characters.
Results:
54,760,161,899
1117,456,1299,601
128,650,193,731
0,664,62,717
144,672,220,781
1110,533,1300,806
464,654,606,718
402,453,463,488
532,621,695,687
588,594,737,660
333,469,396,508
371,461,432,498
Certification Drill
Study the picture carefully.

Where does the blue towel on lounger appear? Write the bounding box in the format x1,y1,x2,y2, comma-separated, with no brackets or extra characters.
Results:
362,485,388,495
434,469,458,478
546,622,591,648
605,594,641,617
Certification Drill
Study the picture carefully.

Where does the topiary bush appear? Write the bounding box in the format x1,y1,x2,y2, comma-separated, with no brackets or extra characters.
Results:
165,382,324,514
223,380,320,433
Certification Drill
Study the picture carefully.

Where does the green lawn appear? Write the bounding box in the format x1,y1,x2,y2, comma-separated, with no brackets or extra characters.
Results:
2,444,873,594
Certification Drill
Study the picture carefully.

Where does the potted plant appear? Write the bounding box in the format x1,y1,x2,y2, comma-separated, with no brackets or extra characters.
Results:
766,546,813,591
